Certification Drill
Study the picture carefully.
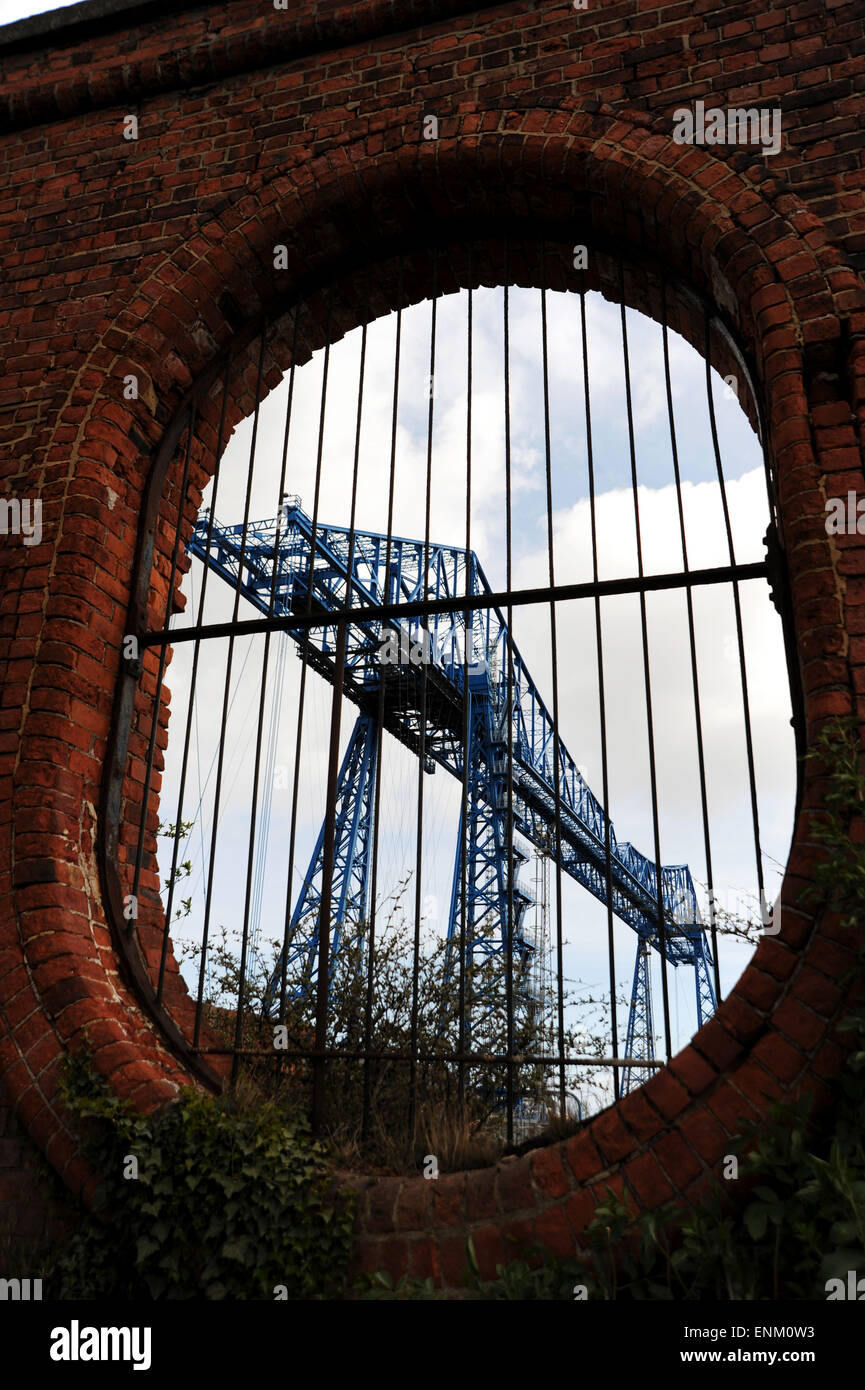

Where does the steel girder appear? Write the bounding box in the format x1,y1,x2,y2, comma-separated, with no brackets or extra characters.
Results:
262,712,377,1013
621,937,655,1095
444,685,535,1045
188,503,717,1070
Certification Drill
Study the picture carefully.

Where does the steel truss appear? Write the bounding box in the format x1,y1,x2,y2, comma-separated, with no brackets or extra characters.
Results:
187,500,717,1088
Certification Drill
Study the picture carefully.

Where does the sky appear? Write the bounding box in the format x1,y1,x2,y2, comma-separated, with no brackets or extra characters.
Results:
153,283,797,1116
0,0,80,24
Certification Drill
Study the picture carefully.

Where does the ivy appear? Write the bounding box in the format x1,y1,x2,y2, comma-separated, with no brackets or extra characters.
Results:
50,1055,355,1300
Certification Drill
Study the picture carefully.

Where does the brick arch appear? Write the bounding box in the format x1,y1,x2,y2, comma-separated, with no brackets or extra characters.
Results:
1,84,863,1284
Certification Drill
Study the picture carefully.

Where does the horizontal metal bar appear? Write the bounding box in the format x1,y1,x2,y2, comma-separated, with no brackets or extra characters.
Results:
142,560,770,648
192,1047,665,1068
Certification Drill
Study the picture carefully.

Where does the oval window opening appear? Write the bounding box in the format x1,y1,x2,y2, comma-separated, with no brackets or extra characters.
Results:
119,243,798,1169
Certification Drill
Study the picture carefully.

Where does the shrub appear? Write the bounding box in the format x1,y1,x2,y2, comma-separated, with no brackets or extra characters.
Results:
51,1055,355,1300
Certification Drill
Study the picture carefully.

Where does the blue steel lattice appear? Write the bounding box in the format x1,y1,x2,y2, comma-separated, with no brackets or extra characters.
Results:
186,501,717,1087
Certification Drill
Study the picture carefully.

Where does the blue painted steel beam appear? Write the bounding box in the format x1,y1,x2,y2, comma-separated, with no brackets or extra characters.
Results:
187,502,717,1073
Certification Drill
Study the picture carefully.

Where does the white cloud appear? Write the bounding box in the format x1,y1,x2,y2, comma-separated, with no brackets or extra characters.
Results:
157,286,795,1096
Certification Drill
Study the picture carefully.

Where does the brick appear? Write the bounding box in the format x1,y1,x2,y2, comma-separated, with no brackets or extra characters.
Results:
563,1132,604,1185
395,1179,430,1232
430,1173,467,1227
563,1186,598,1239
530,1144,572,1200
753,1031,808,1083
668,1047,717,1097
469,1222,508,1277
464,1166,497,1223
654,1129,703,1191
496,1157,535,1214
407,1237,440,1282
692,1017,745,1071
675,1105,729,1165
624,1152,676,1209
363,1179,398,1236
436,1234,468,1288
642,1070,690,1122
706,1080,762,1134
533,1204,578,1258
588,1106,634,1165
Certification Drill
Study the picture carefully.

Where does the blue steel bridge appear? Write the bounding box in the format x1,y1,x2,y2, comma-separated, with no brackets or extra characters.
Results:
187,499,716,1095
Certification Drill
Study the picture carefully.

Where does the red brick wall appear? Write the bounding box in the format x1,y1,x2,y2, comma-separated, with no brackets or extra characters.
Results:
0,1074,70,1263
0,0,863,1289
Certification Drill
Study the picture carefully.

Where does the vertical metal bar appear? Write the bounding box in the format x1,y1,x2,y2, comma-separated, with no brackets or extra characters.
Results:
272,317,308,1044
236,315,307,1084
618,258,673,1061
409,249,438,1142
164,352,235,1022
361,257,404,1137
661,282,721,1006
258,314,302,1094
311,621,347,1133
503,245,516,1145
304,288,339,1132
704,309,765,920
339,283,374,1141
194,327,268,1047
579,274,620,1101
304,293,334,606
232,591,276,1081
132,404,197,929
457,251,473,1111
539,252,567,1115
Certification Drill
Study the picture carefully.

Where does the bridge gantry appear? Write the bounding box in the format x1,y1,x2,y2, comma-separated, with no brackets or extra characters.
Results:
187,499,717,1095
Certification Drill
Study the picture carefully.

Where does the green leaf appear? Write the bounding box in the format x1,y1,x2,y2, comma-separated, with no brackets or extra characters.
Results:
744,1204,768,1242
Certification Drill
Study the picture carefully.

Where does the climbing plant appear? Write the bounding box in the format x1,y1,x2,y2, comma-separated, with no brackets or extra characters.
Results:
49,1054,355,1300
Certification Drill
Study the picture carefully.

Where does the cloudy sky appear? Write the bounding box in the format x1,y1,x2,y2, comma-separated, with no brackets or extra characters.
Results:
1,0,78,23
152,282,796,1113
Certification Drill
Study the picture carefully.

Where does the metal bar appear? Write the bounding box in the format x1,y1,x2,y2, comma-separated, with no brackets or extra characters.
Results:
239,316,305,1084
143,561,769,649
311,624,347,1132
307,288,337,1133
193,327,268,1047
192,1046,665,1068
131,403,197,920
661,280,721,1006
579,272,620,1103
361,259,404,1138
457,255,473,1112
503,246,515,1144
270,311,303,1046
166,354,233,1023
408,251,438,1142
619,259,673,1062
539,259,567,1117
704,309,766,919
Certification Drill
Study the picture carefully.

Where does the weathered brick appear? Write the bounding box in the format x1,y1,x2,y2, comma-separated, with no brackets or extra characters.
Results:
0,0,860,1298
